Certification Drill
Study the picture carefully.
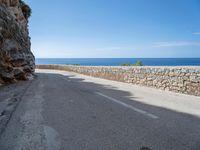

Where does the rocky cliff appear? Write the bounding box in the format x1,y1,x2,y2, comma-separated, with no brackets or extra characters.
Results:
0,0,35,84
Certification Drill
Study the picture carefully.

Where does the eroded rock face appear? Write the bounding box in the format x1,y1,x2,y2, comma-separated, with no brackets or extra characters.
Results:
0,0,35,84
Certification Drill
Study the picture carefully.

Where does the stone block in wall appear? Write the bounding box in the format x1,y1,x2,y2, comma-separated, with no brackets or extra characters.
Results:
36,65,200,96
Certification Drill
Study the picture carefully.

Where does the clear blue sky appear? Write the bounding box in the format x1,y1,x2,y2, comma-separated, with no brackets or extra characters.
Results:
25,0,200,58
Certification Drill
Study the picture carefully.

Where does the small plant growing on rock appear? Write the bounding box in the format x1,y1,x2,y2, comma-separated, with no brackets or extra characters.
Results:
19,0,32,19
73,64,81,66
121,63,131,66
134,60,143,66
121,60,144,66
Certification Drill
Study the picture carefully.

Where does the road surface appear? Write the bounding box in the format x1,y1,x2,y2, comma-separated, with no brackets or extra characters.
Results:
0,69,200,150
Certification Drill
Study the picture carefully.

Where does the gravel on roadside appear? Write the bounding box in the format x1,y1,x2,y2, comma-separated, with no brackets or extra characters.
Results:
0,81,32,136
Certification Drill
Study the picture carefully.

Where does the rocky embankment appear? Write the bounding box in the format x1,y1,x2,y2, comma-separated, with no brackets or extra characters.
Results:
37,65,200,96
0,0,35,84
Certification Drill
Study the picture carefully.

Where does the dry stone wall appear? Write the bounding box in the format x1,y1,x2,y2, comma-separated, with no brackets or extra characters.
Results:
37,65,200,97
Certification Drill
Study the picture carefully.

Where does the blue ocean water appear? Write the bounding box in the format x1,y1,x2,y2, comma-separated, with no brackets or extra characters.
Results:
36,58,200,66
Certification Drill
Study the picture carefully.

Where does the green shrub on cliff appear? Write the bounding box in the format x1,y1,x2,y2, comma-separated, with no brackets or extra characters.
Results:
121,60,144,66
121,63,131,66
134,60,143,66
19,0,32,19
73,64,81,66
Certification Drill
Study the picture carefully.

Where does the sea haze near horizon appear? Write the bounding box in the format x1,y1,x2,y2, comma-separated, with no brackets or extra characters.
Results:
36,58,200,66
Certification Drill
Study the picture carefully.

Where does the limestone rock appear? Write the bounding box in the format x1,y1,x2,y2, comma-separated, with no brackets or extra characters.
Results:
0,0,35,84
37,65,200,96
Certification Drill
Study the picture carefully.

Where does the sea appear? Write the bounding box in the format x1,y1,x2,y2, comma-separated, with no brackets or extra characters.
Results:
36,58,200,66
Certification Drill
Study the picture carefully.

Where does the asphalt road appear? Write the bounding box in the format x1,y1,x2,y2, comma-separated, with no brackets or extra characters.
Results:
0,69,200,150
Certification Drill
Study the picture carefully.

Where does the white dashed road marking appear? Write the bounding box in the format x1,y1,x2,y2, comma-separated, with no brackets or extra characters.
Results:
96,92,159,119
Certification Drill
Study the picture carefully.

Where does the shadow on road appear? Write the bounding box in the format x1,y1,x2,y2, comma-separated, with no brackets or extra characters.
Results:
0,72,200,150
38,72,200,150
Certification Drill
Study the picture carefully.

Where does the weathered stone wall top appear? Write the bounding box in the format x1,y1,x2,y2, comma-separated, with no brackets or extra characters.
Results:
37,65,200,97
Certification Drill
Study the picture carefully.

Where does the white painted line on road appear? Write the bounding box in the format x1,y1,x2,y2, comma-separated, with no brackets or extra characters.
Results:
62,77,71,82
95,92,159,119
